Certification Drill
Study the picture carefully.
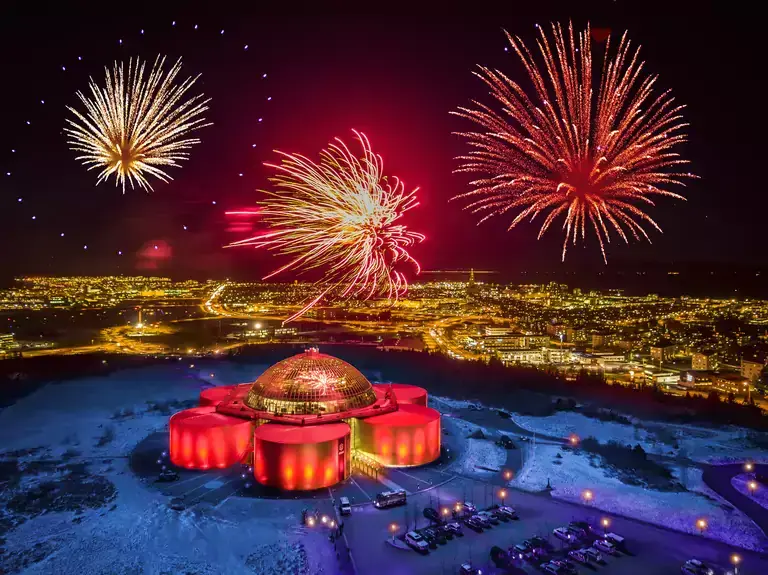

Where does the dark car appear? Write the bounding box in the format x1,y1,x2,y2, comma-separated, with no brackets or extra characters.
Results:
495,505,518,520
443,522,464,537
464,516,484,532
435,525,454,540
529,536,553,551
552,559,578,574
157,469,179,482
569,520,594,535
423,507,441,524
419,529,439,549
422,527,446,545
169,497,185,511
472,514,492,528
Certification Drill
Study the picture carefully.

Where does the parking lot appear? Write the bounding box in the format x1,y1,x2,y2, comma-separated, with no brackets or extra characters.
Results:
343,475,768,575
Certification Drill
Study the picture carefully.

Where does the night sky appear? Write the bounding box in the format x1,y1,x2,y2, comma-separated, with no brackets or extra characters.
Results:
0,2,760,283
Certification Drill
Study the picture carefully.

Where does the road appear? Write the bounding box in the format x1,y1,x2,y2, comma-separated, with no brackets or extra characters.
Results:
702,463,768,538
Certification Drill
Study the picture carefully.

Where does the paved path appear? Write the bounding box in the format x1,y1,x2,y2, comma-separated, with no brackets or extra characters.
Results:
702,463,768,537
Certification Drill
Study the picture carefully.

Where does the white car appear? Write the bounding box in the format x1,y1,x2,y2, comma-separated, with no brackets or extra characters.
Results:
462,501,477,513
593,539,617,554
405,531,429,553
681,559,715,575
567,549,588,564
604,532,625,548
553,527,574,542
542,563,564,574
339,497,351,516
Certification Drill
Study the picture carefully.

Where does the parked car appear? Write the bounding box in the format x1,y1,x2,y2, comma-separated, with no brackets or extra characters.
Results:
565,524,587,539
511,543,530,560
464,516,484,532
604,532,626,550
528,536,552,551
443,521,464,537
472,514,492,528
552,559,578,574
405,531,429,553
462,501,477,513
583,547,603,563
681,559,715,575
569,520,594,534
423,507,441,524
459,563,483,575
422,527,446,545
553,527,575,542
169,497,185,511
568,549,588,564
477,511,500,525
338,497,351,516
542,562,564,574
157,469,179,482
495,505,518,519
593,539,617,555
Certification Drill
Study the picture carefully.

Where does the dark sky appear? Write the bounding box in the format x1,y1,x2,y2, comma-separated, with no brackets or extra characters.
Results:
0,2,760,282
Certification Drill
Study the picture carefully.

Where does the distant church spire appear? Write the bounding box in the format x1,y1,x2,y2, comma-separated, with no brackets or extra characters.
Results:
469,268,475,285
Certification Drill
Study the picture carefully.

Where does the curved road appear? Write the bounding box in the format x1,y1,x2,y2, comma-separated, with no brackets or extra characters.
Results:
702,463,768,538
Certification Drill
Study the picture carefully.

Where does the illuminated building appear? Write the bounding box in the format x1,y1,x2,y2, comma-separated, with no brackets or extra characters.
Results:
742,357,766,383
692,351,717,371
650,340,676,363
169,348,441,490
0,333,18,351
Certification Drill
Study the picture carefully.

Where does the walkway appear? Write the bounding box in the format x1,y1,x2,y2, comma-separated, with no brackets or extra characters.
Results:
702,463,768,538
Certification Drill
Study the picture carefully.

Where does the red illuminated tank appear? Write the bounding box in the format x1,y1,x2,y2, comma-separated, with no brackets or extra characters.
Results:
169,406,252,470
253,422,350,490
168,348,441,489
372,383,428,406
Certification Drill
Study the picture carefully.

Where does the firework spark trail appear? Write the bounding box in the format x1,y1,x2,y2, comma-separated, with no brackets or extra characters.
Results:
65,55,211,192
227,130,424,323
453,23,696,262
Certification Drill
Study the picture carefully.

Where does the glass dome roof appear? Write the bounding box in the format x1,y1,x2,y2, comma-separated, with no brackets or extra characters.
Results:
244,348,377,416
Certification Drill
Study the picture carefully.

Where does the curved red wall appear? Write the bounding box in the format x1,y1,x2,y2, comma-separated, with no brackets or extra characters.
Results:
372,383,428,406
199,384,251,406
170,406,252,470
253,422,350,490
356,404,440,467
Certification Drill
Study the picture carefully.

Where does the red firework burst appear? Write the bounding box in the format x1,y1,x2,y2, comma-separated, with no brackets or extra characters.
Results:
453,22,696,261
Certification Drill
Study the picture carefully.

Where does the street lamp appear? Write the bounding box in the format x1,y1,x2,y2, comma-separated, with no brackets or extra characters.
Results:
601,517,610,535
499,489,507,506
389,523,397,542
744,462,754,473
748,480,758,494
441,507,450,518
731,553,741,574
582,489,594,504
696,518,707,534
569,434,580,446
503,469,513,481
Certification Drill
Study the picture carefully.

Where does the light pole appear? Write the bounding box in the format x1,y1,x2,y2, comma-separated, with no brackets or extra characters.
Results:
569,434,580,447
500,489,507,507
601,517,610,535
696,518,707,535
744,462,754,473
390,523,397,542
503,469,513,482
731,553,741,574
748,480,758,495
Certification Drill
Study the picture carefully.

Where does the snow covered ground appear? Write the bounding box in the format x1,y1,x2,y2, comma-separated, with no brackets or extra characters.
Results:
0,362,338,575
442,416,508,478
732,473,768,510
512,410,768,464
510,442,768,551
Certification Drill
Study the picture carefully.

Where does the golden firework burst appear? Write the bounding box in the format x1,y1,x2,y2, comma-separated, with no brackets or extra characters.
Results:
65,55,211,192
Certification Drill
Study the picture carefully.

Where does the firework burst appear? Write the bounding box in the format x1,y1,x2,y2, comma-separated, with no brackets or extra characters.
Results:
65,56,211,192
453,23,695,261
228,130,424,323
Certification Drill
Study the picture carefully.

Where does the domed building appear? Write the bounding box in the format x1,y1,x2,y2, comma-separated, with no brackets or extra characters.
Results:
169,348,441,490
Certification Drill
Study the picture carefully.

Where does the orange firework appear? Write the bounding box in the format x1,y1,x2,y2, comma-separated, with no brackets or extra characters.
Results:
228,131,423,323
453,23,695,261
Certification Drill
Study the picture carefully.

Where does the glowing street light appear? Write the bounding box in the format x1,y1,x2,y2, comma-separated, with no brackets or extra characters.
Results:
582,489,594,504
441,507,450,517
389,522,398,542
503,469,513,481
731,553,741,574
499,489,507,506
601,517,610,534
321,515,328,524
696,518,707,534
307,516,316,527
748,480,758,494
569,434,580,446
744,462,754,473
